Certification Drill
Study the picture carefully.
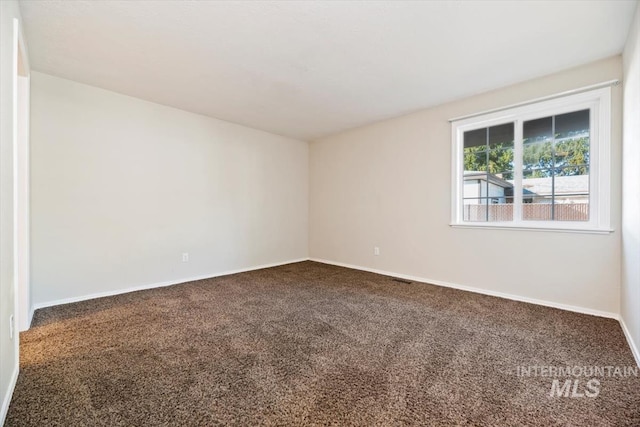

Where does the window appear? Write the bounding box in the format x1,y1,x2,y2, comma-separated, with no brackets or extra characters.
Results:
451,86,611,233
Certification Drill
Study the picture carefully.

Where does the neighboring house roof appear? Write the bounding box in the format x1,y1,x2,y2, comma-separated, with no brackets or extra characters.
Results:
463,171,513,189
464,172,589,199
522,175,589,196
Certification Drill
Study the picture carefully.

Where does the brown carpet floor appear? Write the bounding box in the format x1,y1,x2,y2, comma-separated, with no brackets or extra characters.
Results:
6,261,640,426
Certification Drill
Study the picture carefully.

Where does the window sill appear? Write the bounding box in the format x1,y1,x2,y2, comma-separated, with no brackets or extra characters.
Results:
449,223,614,235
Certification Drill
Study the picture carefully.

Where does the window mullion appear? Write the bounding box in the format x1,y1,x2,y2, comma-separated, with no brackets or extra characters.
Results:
485,128,490,222
513,120,523,223
551,115,556,220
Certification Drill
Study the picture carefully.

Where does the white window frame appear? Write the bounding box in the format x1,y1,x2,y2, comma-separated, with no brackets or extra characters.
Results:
451,86,612,234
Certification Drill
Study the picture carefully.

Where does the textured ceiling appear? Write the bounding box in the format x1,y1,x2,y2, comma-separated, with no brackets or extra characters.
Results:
19,0,637,140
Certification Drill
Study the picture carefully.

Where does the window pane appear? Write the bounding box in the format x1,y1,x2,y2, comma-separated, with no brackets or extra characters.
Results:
463,198,514,222
522,169,551,220
488,123,514,150
488,147,514,174
464,176,485,201
553,195,589,221
522,198,553,221
552,167,589,191
555,164,588,177
462,124,515,223
555,125,589,173
555,111,589,221
465,151,488,172
463,126,487,174
522,168,589,221
489,197,514,222
464,128,486,149
523,168,552,186
463,198,488,222
555,109,589,138
524,116,552,141
496,171,514,180
553,171,589,222
523,139,553,173
521,110,590,222
488,123,514,173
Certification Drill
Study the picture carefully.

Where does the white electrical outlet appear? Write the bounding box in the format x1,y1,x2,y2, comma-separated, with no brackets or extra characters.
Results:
9,314,14,339
374,246,380,256
182,253,189,262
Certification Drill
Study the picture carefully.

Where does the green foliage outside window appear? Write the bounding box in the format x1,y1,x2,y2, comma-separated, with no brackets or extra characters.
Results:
522,137,589,177
463,144,513,174
464,136,589,179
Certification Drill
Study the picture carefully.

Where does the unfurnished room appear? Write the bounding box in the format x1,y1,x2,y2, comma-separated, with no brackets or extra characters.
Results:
0,1,639,425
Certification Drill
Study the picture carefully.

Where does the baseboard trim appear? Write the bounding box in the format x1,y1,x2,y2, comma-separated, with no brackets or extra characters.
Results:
309,258,619,320
0,364,19,426
620,316,640,367
32,258,308,312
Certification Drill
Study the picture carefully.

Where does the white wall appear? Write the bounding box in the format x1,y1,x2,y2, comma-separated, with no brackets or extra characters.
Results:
17,74,30,332
622,3,640,365
310,56,622,316
0,0,29,423
30,72,308,307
